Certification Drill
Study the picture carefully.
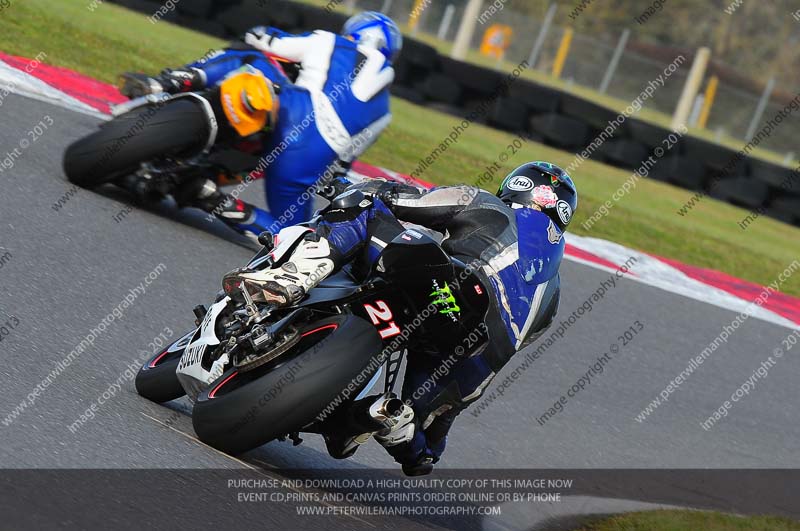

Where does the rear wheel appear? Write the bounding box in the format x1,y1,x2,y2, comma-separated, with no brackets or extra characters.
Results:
192,314,383,454
63,98,211,188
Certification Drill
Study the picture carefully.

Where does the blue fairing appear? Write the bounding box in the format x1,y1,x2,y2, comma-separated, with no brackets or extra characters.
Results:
516,209,564,284
490,209,563,345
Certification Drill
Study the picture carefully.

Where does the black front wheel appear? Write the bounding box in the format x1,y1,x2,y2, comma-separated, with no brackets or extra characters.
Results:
192,314,383,455
135,331,194,403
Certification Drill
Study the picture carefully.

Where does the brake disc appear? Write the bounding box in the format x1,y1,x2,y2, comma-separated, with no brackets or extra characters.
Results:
234,327,301,372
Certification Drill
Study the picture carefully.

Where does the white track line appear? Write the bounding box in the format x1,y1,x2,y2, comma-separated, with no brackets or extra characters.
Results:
566,234,798,330
0,59,107,119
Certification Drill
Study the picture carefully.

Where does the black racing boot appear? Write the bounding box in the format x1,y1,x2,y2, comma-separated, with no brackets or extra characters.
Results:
402,454,435,476
118,68,204,99
174,178,274,242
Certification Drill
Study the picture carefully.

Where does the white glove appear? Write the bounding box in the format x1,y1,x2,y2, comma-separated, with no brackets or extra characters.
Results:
244,31,269,51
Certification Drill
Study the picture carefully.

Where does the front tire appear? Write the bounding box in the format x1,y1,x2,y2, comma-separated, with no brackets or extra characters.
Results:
135,344,188,404
192,314,383,454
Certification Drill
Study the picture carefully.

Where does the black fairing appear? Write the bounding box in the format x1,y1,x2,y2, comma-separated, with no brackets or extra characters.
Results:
375,230,455,285
297,270,361,307
450,257,492,333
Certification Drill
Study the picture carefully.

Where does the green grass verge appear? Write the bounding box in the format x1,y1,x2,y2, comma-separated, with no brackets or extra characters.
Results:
3,0,799,297
0,0,227,83
576,509,800,530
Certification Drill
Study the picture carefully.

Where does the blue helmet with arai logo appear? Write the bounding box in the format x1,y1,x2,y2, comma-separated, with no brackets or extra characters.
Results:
497,161,578,231
342,11,403,62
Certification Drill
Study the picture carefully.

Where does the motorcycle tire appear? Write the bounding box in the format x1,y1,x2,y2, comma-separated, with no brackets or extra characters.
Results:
63,98,211,188
135,345,187,404
192,314,383,455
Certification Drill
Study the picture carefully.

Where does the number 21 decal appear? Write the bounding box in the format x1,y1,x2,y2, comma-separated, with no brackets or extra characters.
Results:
363,300,402,339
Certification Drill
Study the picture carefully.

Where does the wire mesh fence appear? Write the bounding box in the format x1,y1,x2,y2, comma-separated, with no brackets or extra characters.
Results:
343,0,797,160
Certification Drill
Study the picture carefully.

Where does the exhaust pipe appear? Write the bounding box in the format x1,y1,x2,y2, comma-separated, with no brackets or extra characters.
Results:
347,396,406,433
368,397,405,425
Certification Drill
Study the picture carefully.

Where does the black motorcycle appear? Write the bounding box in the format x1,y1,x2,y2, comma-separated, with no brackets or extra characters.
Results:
135,196,491,456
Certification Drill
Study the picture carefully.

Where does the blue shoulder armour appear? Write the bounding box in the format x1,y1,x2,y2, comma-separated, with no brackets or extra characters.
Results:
515,209,564,284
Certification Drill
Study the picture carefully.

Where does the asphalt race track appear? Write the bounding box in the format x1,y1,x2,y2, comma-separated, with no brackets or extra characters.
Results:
1,93,799,529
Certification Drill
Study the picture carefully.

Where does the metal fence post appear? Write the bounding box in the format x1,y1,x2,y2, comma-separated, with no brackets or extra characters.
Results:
451,0,484,60
689,94,704,127
437,4,456,41
551,27,574,78
671,47,710,132
409,0,425,34
696,75,718,129
598,29,629,94
745,76,776,142
527,3,557,69
380,0,393,15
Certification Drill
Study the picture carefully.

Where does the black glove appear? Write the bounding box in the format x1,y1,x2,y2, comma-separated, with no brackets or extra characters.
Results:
157,68,204,94
317,176,352,201
349,179,422,205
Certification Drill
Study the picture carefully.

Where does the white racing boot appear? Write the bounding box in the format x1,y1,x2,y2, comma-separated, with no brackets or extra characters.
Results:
372,402,436,475
373,403,416,447
235,233,335,307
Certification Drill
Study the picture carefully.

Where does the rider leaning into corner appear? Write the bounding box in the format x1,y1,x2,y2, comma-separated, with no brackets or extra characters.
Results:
228,161,577,475
120,12,401,240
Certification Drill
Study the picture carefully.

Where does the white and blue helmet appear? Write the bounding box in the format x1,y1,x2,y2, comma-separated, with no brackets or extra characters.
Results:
342,11,403,62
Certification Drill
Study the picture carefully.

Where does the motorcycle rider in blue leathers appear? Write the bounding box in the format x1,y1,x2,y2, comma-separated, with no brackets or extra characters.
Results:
227,161,577,475
120,12,401,240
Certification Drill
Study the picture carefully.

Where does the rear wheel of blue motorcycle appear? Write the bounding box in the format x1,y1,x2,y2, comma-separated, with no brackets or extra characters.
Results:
63,98,211,188
192,314,384,455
